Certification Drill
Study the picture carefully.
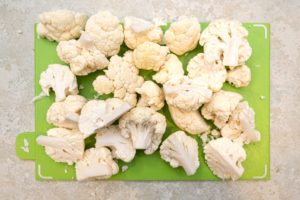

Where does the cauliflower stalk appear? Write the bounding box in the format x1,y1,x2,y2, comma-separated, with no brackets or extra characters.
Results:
165,16,201,55
227,64,251,87
85,11,124,57
37,9,87,42
204,138,246,180
79,98,132,138
136,80,165,111
163,76,212,111
160,131,200,176
36,128,84,165
96,125,136,162
119,107,167,154
200,19,252,67
75,147,119,181
47,95,87,129
39,64,78,102
124,16,163,49
57,33,109,76
187,53,227,92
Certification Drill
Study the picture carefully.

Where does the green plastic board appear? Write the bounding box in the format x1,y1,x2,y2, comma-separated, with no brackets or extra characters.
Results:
16,22,270,181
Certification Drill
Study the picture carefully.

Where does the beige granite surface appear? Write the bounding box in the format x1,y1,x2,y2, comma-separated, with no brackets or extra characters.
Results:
0,0,300,199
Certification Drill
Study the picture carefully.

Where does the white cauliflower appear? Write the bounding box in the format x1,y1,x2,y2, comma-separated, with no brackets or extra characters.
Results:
136,81,165,111
133,41,169,71
168,105,209,135
204,137,246,180
93,51,144,106
221,101,261,144
164,16,201,55
56,33,109,76
160,131,199,176
227,64,251,87
96,125,136,162
39,64,78,102
37,9,87,42
36,128,84,165
124,16,163,49
200,19,252,67
75,147,119,181
47,95,87,129
152,54,184,84
163,76,212,111
85,11,124,57
119,107,167,154
79,98,132,138
187,53,227,92
201,90,243,128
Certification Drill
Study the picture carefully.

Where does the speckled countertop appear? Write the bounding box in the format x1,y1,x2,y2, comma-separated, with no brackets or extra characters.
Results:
0,0,300,199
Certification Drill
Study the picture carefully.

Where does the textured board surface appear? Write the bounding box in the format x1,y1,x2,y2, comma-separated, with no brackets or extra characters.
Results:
16,22,270,181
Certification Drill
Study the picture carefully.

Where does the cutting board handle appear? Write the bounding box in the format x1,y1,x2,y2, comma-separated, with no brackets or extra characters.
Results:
16,132,36,160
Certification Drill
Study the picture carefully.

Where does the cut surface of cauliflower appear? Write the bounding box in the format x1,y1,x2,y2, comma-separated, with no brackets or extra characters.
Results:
36,128,84,165
204,137,246,180
75,147,119,181
79,98,132,138
168,105,209,135
96,125,136,162
85,11,124,57
163,76,212,111
119,107,167,154
227,64,251,87
201,90,243,128
165,16,201,55
47,95,87,129
160,131,199,176
200,19,252,67
57,33,109,76
133,41,169,71
136,81,165,111
93,51,144,106
39,64,78,102
187,53,227,92
124,16,163,49
37,9,87,42
152,54,184,84
221,101,261,144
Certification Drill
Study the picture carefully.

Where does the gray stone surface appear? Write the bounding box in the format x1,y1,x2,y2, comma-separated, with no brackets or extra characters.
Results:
0,0,300,199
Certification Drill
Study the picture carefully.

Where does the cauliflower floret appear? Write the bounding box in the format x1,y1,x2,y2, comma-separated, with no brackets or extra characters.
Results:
96,125,136,162
152,54,184,84
124,16,163,49
37,9,87,42
136,81,165,111
119,107,167,154
202,90,242,128
85,11,124,57
168,105,209,135
164,16,200,55
79,98,132,138
133,41,169,71
163,76,212,111
93,51,144,106
47,95,87,129
221,101,261,144
36,128,84,165
39,64,78,102
56,33,109,76
75,147,119,181
200,19,252,67
187,53,227,92
204,138,246,180
160,131,199,176
227,64,251,87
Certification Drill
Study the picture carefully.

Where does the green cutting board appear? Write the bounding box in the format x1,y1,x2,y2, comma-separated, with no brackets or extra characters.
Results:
16,23,270,181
